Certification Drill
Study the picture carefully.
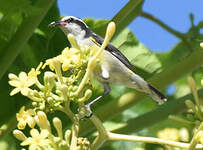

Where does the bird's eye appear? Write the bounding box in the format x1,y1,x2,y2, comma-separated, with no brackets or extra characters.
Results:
65,18,74,23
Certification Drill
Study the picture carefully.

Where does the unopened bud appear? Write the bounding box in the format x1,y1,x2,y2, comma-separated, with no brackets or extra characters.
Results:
179,128,189,142
68,33,80,49
44,71,56,89
65,130,71,144
53,117,63,139
37,111,50,131
106,22,116,42
59,84,68,96
84,89,92,100
27,116,36,128
72,86,78,92
200,42,203,49
13,130,27,141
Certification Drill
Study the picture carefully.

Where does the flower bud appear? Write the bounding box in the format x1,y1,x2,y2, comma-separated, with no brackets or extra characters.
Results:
13,129,27,141
32,102,37,108
37,111,51,131
72,86,78,92
27,116,36,128
84,89,92,99
78,89,92,103
68,33,80,49
53,117,63,139
65,130,71,144
59,84,68,96
44,71,56,89
62,60,70,71
179,128,189,142
200,42,203,48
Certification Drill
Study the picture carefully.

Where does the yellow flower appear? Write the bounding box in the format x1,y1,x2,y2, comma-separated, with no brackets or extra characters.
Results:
8,72,36,96
58,47,81,71
21,129,50,150
197,130,203,145
43,58,55,71
16,106,36,130
157,128,180,141
28,62,43,78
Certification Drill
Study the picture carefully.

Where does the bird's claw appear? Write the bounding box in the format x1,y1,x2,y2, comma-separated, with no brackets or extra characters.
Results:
78,104,93,119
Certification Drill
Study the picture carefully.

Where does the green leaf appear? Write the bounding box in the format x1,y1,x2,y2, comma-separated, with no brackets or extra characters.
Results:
84,18,109,37
0,0,39,16
112,0,144,36
112,28,162,74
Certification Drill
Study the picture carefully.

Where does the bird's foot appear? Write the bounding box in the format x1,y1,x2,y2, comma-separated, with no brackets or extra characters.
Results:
78,103,93,119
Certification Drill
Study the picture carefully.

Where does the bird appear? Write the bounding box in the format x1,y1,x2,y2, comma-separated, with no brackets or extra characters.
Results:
49,16,167,116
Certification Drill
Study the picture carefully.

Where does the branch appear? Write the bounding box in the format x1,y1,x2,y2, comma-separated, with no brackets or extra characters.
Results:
108,132,203,149
90,115,109,150
0,0,55,79
139,11,193,51
111,88,203,134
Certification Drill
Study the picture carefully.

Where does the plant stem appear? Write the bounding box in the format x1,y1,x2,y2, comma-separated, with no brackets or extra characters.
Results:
139,11,193,51
90,115,109,150
70,122,79,150
110,89,203,134
0,0,55,80
58,104,75,122
188,122,203,150
108,132,203,149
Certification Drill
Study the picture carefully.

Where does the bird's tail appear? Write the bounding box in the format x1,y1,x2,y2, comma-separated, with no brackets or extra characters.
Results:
147,84,167,104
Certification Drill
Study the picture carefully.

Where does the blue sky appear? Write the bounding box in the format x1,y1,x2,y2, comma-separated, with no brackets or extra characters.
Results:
58,0,202,52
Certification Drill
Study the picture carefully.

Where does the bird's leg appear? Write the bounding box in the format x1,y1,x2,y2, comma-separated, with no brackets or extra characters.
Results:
79,65,110,118
84,83,110,118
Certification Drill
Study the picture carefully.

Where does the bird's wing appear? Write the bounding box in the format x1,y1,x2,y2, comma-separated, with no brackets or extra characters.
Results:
90,33,136,73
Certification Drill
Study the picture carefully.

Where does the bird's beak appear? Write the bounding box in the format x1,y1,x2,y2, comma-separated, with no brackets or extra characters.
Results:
49,21,67,27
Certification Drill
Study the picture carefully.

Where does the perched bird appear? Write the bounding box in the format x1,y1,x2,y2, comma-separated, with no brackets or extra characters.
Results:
49,16,167,115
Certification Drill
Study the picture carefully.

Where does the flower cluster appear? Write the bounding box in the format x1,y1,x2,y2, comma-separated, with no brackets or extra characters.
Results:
164,76,203,148
9,41,93,113
157,128,189,142
13,110,73,150
8,34,95,150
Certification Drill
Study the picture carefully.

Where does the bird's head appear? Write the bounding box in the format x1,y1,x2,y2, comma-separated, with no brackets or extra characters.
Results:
49,16,91,38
